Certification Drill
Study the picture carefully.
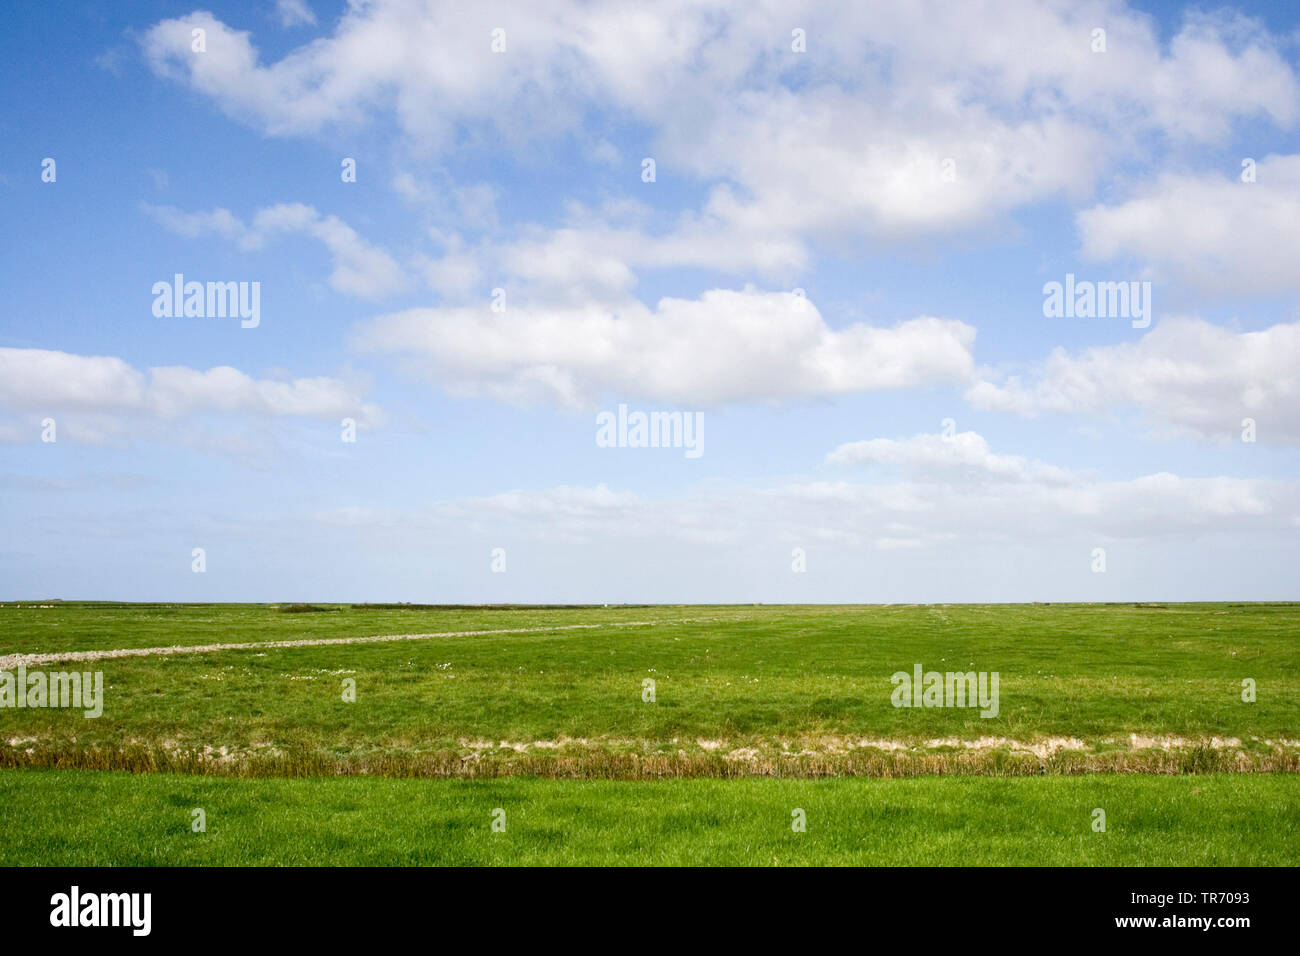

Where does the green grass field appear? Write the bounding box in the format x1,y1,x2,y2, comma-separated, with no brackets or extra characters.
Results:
1,602,1296,865
1,770,1295,866
2,602,1296,776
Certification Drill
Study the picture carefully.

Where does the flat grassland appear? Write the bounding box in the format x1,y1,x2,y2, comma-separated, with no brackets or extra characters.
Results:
1,602,1296,865
2,602,1296,776
1,770,1294,866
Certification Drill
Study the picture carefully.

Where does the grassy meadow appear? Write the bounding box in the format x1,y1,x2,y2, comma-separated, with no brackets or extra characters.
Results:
1,601,1295,777
1,601,1296,865
1,769,1294,866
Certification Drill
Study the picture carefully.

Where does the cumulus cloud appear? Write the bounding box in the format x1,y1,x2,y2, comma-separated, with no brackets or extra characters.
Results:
142,3,1300,144
1077,154,1300,295
132,4,1300,367
412,197,809,306
140,1,1299,245
679,91,1107,243
0,347,381,444
355,289,976,406
139,6,593,141
144,202,405,300
965,317,1300,444
664,6,1298,241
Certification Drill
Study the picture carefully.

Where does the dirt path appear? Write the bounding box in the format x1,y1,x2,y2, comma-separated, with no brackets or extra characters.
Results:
0,617,713,669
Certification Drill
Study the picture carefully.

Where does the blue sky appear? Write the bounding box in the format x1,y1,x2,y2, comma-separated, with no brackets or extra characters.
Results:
2,0,1299,602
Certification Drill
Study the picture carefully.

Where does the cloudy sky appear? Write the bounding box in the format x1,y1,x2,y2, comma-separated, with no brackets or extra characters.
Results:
2,0,1298,602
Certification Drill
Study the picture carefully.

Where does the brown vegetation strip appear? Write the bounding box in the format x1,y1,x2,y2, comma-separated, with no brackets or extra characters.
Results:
2,744,1296,779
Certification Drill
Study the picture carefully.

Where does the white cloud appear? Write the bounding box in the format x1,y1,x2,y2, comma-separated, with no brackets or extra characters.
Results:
140,6,593,142
132,2,1300,344
275,0,317,28
437,483,646,541
412,197,810,307
0,349,146,412
356,289,976,406
826,431,1074,484
660,6,1298,242
392,172,499,232
140,2,1299,246
307,458,1293,554
965,316,1300,444
144,364,374,421
679,90,1108,242
144,202,405,300
0,348,381,444
1077,154,1300,295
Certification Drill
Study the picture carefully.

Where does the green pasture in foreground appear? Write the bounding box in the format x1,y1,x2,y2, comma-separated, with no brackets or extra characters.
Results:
0,769,1294,866
0,603,1296,775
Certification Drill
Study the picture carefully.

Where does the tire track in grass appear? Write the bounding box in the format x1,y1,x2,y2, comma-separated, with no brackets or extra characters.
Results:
0,617,722,669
